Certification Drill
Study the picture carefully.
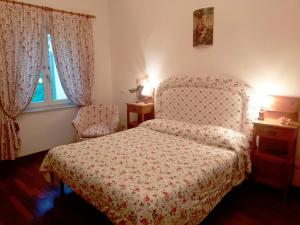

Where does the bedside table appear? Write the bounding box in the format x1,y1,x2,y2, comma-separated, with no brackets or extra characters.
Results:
251,120,299,199
126,102,154,128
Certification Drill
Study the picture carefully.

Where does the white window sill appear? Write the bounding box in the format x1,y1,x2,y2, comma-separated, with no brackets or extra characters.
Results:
24,103,78,113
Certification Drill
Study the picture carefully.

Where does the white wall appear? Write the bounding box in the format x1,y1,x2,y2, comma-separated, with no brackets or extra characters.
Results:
109,0,300,185
17,0,112,156
18,107,78,156
109,0,300,122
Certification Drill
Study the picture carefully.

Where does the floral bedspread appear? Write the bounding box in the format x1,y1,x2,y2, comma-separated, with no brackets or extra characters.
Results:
40,119,250,225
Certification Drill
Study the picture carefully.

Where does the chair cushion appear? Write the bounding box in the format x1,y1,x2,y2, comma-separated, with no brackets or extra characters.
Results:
81,124,111,138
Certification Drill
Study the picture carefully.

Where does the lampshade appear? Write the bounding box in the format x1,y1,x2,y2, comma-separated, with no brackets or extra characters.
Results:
141,84,153,97
261,95,275,109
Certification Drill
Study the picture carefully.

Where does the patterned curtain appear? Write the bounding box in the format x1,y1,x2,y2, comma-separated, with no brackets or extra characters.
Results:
48,12,94,106
0,2,45,160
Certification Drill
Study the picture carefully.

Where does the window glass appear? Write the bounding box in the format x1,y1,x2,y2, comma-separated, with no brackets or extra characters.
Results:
31,73,45,103
30,34,68,106
47,34,67,101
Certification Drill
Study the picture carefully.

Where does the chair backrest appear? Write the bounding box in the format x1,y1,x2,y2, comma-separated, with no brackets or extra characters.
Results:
79,104,119,126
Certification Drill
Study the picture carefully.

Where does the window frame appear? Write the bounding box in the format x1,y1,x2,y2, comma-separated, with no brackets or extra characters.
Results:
26,33,74,112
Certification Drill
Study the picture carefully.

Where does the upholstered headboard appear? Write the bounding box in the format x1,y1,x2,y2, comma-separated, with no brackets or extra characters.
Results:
155,75,256,139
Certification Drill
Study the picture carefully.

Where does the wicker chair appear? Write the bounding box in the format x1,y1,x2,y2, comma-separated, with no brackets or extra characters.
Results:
72,104,119,142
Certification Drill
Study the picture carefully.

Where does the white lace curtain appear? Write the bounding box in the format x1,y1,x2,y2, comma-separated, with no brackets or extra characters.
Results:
0,2,94,160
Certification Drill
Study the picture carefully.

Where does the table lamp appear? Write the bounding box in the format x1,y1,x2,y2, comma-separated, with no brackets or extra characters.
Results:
141,83,153,104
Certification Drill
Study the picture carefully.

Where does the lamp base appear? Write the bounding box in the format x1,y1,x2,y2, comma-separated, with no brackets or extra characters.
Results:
258,109,264,120
143,97,149,104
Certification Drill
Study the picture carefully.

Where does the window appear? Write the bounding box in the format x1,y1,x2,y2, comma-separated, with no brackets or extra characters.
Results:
29,34,72,111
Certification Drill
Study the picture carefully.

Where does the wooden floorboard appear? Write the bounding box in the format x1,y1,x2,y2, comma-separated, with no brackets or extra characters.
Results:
0,151,299,225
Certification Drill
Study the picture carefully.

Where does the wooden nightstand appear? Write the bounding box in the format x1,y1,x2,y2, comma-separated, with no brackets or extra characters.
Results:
251,120,299,199
126,102,154,128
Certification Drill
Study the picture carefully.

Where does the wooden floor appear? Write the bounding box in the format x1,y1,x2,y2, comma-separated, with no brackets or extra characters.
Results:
0,151,300,225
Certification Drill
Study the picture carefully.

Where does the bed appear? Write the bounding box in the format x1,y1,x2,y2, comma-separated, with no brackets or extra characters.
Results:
40,75,256,225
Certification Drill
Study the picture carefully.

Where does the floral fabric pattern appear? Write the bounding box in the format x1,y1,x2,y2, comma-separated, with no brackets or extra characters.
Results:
41,120,250,225
0,2,45,160
48,11,94,106
81,124,111,138
140,119,251,185
72,104,119,141
155,75,258,141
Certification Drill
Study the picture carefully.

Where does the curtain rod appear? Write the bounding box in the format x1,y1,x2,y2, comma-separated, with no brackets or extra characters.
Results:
0,0,96,18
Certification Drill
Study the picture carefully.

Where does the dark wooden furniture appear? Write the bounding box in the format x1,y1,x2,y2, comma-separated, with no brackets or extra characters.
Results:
126,102,154,128
251,120,298,199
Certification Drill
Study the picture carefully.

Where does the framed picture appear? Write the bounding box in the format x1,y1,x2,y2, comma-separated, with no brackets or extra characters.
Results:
193,7,214,46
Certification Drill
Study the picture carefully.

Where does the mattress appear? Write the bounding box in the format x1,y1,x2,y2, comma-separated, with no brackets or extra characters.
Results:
40,119,250,225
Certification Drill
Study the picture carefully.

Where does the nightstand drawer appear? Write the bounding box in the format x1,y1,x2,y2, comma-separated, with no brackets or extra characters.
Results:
127,105,138,113
255,125,296,140
127,104,154,114
142,105,154,114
